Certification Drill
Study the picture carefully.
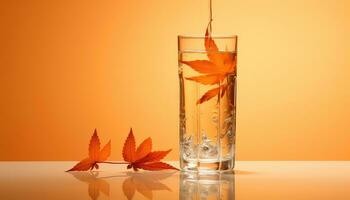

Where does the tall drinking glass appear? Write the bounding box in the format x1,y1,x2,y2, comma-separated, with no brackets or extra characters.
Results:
178,35,237,172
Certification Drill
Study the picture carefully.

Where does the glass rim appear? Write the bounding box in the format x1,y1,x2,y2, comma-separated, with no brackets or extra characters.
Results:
178,35,237,39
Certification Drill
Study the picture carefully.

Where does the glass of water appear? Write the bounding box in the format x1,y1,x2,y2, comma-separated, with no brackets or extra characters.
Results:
178,35,237,172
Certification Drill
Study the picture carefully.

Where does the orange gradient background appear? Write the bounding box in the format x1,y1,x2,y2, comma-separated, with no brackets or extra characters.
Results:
1,0,349,161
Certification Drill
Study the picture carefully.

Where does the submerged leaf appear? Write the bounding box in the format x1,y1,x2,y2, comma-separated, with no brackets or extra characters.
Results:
186,73,226,85
205,28,221,66
181,60,222,74
181,27,237,104
197,84,226,104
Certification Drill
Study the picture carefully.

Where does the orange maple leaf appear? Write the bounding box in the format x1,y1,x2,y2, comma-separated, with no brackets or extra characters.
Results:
123,128,178,171
67,129,111,171
181,28,237,104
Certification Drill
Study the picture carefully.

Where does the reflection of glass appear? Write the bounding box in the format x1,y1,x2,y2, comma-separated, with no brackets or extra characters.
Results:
178,35,238,172
180,172,235,200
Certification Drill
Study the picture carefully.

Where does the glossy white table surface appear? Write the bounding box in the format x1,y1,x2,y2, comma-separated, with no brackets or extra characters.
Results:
1,161,349,200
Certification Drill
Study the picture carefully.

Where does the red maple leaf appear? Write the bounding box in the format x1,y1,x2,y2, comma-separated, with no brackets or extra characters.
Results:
67,129,111,171
181,27,237,104
122,128,178,171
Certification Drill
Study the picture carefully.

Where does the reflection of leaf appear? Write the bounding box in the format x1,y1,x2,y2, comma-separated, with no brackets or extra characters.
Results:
69,172,110,200
67,129,111,171
123,128,178,171
122,171,174,200
122,178,136,200
181,27,237,104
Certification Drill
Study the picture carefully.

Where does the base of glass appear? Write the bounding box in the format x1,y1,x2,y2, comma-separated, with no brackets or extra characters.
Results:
181,157,235,173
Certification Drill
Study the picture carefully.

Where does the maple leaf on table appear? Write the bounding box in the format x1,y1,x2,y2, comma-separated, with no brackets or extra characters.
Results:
122,128,178,171
67,129,111,171
181,28,237,104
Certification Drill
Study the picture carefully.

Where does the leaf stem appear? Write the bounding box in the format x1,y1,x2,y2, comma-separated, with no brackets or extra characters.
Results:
98,161,128,164
208,0,213,36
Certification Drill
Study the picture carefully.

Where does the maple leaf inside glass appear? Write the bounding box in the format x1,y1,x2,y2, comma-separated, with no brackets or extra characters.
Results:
178,31,237,172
